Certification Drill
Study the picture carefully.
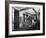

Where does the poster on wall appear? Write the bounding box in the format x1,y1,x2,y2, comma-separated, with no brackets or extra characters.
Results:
5,1,45,37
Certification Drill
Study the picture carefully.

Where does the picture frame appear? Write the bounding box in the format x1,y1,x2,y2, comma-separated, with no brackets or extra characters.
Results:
5,1,45,37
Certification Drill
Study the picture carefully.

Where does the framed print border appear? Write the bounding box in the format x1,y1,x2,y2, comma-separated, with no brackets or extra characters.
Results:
5,1,45,37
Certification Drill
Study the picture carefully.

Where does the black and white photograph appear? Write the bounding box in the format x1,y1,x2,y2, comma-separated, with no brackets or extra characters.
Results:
12,7,40,31
5,1,45,37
